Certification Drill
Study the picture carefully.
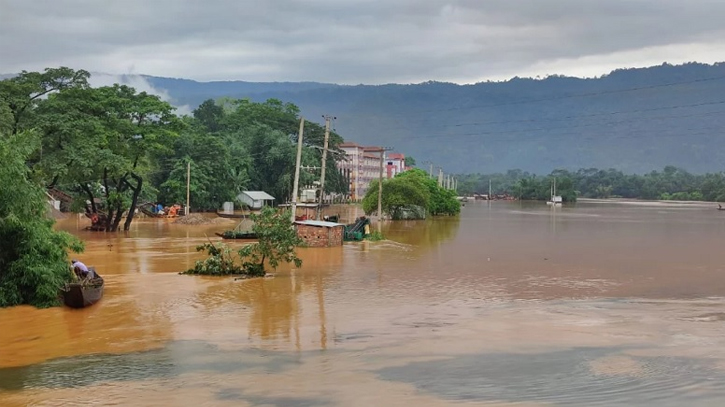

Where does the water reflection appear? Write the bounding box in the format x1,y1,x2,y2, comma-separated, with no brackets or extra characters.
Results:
383,217,460,248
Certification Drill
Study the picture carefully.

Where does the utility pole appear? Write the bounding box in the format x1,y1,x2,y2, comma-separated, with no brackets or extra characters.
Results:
489,179,492,199
438,168,443,187
376,146,393,233
423,161,433,178
317,115,334,220
185,160,190,215
291,117,305,223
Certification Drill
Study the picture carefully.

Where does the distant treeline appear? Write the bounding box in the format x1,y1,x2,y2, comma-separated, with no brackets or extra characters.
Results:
456,166,725,202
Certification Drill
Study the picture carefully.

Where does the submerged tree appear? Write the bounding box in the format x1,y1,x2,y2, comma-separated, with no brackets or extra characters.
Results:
238,207,303,276
183,207,303,277
183,242,244,276
0,131,84,308
362,168,460,219
362,177,430,220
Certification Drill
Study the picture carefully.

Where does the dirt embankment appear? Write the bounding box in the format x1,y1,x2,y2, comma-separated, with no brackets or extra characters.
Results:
173,214,234,225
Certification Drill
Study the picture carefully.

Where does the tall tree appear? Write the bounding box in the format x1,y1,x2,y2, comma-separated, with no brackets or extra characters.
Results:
0,67,89,137
0,130,84,308
36,85,179,231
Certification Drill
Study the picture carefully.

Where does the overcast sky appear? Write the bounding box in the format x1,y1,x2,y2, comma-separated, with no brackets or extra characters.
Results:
2,0,725,84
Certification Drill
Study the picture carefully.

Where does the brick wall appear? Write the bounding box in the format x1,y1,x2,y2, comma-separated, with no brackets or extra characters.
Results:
296,224,344,247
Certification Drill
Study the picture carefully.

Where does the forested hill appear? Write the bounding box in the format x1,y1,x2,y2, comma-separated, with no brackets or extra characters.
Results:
145,62,725,174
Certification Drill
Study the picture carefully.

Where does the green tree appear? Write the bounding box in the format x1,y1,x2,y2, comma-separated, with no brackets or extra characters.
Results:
0,131,84,308
35,84,180,231
363,169,460,219
0,67,89,137
396,168,460,216
405,156,416,167
238,207,303,276
155,118,249,210
182,208,302,277
362,177,430,219
165,98,348,208
183,242,244,276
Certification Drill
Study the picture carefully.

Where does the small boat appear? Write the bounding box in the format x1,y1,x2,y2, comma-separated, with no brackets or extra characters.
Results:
61,269,104,308
718,205,725,211
215,231,258,240
215,210,252,219
546,178,563,206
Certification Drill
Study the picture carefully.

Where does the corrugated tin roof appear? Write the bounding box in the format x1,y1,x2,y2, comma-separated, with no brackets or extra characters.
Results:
295,220,344,228
240,191,275,200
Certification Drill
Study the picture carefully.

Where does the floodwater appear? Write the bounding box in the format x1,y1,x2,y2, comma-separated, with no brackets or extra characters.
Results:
2,201,725,406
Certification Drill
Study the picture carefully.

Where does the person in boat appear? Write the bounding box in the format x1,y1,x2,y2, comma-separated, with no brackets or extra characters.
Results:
71,259,96,280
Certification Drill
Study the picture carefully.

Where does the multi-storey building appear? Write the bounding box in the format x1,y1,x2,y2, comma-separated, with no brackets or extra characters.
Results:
338,143,408,200
386,153,406,179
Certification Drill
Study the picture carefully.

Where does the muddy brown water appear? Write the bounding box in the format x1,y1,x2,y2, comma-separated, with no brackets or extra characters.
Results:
2,201,725,406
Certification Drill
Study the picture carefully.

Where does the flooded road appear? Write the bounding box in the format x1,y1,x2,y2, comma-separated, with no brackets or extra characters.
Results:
2,201,725,406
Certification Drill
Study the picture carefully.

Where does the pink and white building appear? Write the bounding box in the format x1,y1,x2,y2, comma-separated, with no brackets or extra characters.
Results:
385,153,406,179
337,142,408,200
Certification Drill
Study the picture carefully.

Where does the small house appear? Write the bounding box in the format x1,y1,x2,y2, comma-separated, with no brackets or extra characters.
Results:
236,191,275,210
295,220,344,247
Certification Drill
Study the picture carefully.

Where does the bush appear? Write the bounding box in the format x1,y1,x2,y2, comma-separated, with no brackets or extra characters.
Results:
181,207,303,277
182,243,243,276
365,231,385,241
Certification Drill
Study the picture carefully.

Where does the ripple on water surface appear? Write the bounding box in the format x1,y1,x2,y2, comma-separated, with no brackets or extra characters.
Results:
377,347,725,406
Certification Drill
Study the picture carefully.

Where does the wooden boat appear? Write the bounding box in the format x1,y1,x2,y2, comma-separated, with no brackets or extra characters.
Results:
61,270,104,308
215,210,252,219
215,231,258,240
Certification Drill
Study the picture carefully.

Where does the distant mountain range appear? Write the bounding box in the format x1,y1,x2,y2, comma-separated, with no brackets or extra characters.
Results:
7,62,725,174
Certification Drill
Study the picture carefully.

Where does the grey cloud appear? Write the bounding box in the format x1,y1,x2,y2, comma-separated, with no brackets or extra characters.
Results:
1,0,725,84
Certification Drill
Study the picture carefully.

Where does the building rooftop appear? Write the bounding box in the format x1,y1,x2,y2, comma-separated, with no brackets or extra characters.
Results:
238,191,275,201
294,220,344,227
387,153,405,159
339,142,362,148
